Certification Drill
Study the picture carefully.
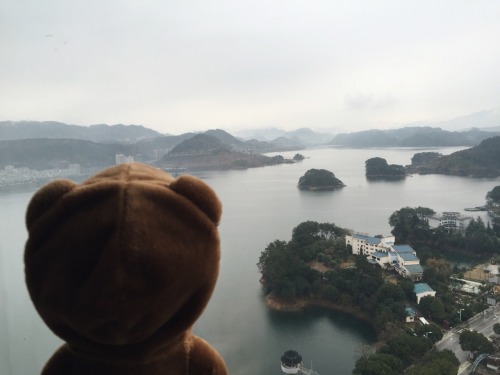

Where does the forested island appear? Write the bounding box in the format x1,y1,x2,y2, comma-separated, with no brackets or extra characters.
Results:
365,157,406,179
297,169,345,190
407,136,500,177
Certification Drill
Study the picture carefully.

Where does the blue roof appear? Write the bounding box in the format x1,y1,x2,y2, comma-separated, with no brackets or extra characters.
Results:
353,234,381,244
414,282,434,294
393,245,414,253
399,253,419,261
405,307,415,316
373,251,388,258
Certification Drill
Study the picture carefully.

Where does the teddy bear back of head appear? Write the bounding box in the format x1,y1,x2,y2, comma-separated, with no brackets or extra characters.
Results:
24,163,223,365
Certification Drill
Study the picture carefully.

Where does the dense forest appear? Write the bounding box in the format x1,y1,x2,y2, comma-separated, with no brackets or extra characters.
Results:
297,169,345,190
365,157,406,179
407,136,500,177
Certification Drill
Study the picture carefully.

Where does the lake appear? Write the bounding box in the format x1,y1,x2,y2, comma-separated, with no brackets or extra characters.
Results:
1,146,499,374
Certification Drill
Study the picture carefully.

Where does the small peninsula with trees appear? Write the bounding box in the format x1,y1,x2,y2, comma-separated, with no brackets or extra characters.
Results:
258,187,500,373
365,157,406,179
407,136,500,177
297,169,345,190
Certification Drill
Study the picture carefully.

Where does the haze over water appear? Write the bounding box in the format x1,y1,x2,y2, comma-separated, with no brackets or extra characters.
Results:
1,146,499,374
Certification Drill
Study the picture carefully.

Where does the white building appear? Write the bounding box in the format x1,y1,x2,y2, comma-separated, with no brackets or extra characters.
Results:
428,212,471,232
115,154,135,165
346,234,423,280
345,234,395,256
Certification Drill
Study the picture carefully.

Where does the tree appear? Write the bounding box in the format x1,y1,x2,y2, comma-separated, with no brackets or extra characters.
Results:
419,296,446,323
459,330,494,354
353,353,403,375
380,334,432,367
493,322,500,336
406,350,458,375
486,185,500,204
389,207,433,242
414,322,443,343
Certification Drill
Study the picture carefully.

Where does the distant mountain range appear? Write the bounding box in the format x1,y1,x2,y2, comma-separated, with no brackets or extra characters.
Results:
329,127,500,147
0,121,163,142
233,127,337,146
2,118,500,175
410,107,500,132
0,125,301,171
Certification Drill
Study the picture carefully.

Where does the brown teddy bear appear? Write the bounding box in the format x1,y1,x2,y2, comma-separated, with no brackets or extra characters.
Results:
24,163,228,374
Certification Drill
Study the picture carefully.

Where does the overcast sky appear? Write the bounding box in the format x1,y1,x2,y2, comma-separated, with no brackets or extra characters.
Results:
1,1,499,134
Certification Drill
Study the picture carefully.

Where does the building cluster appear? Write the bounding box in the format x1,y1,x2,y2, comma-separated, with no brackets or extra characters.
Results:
346,233,424,281
346,233,437,310
0,164,81,187
115,154,135,164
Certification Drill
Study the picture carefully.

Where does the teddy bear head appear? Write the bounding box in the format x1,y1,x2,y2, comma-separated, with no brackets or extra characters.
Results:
24,163,222,363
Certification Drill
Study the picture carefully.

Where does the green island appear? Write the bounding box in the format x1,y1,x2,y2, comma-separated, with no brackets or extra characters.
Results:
365,157,406,179
297,168,345,190
407,136,500,177
258,187,500,374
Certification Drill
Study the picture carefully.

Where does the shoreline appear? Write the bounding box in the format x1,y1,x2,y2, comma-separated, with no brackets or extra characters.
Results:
264,292,376,331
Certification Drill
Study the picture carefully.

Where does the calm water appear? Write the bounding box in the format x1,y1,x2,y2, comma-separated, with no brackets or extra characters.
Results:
1,147,499,374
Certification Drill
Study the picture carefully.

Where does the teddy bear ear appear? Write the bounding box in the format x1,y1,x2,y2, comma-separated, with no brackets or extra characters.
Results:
26,179,76,229
169,175,222,225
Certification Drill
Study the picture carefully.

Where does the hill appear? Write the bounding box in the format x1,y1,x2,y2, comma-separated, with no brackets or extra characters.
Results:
0,139,128,169
408,136,500,177
329,127,500,147
161,133,289,170
365,157,406,179
297,169,345,190
234,127,335,147
0,121,162,142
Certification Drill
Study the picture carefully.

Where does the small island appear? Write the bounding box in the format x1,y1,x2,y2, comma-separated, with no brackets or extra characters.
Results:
365,157,406,179
297,168,345,190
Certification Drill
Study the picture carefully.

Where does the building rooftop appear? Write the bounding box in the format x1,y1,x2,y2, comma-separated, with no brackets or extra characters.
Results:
373,251,388,258
399,253,419,262
414,282,434,294
405,307,416,316
353,234,381,245
406,264,424,275
392,244,415,253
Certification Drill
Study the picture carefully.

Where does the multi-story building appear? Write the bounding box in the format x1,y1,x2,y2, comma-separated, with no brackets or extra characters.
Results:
345,233,395,256
427,211,471,232
346,233,423,280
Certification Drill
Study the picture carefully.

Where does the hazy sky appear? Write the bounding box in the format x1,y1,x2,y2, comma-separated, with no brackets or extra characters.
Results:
1,1,500,134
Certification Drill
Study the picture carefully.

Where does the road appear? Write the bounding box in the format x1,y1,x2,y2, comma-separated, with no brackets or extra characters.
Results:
435,305,500,374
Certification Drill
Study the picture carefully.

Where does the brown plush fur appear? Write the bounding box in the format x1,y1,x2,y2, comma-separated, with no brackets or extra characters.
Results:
24,163,228,374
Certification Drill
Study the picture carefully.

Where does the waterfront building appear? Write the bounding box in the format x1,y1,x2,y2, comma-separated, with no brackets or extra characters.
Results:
428,211,471,232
